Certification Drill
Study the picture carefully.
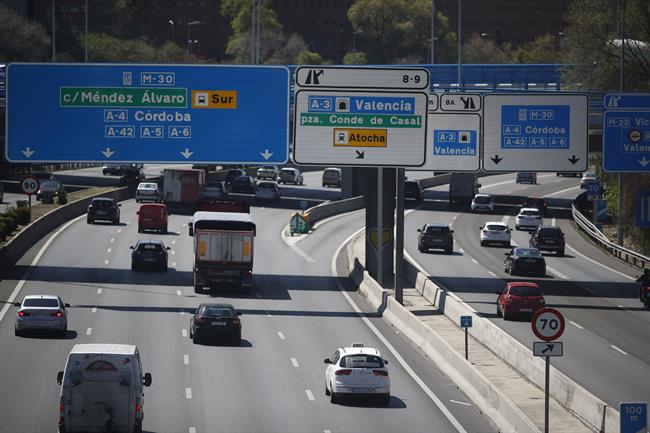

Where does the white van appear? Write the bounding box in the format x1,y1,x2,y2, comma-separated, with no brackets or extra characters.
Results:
57,344,152,433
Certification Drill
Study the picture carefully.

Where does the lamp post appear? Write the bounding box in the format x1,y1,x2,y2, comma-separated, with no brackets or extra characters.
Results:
188,40,199,57
51,0,56,61
457,0,462,89
187,20,201,58
84,0,88,62
431,0,435,64
168,19,175,43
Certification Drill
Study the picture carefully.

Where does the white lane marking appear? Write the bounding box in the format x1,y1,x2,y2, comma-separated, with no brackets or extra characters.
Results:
266,310,272,317
126,221,131,225
450,399,472,406
290,358,299,367
86,327,92,336
333,229,468,433
547,266,569,280
176,290,182,296
110,238,115,243
543,186,581,197
566,244,635,281
172,240,176,245
185,388,192,399
104,259,109,265
611,345,628,355
189,428,196,433
453,215,458,220
459,248,465,253
324,430,331,433
184,354,189,365
277,331,286,340
117,229,122,233
551,218,556,226
488,271,496,277
171,250,175,255
305,389,315,401
471,258,478,264
480,178,517,190
182,223,186,228
569,320,584,330
182,329,188,338
91,307,97,313
97,288,103,295
283,237,316,263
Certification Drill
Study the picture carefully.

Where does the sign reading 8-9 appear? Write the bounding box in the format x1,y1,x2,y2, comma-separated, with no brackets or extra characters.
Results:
531,307,565,341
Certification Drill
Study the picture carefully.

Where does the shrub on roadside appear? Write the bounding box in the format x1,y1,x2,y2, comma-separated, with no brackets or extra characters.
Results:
41,191,54,204
14,206,31,224
0,221,6,241
57,189,68,205
0,215,15,236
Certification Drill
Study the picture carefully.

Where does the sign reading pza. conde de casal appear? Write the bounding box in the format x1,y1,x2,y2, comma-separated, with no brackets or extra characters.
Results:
6,63,289,164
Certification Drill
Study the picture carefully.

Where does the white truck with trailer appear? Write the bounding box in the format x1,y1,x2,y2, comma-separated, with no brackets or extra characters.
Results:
189,211,256,292
449,173,481,204
56,344,152,433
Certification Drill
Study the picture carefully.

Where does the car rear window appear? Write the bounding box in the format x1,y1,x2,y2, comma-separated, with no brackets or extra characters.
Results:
521,210,541,216
340,354,384,368
424,226,449,234
202,306,234,317
23,298,59,307
138,243,162,251
486,224,506,231
474,196,492,204
139,183,157,190
515,248,542,257
92,199,114,208
538,228,562,237
510,286,542,296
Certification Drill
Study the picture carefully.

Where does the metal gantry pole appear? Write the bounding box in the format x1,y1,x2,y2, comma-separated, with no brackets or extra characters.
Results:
377,167,384,287
617,0,625,245
394,168,405,304
52,0,56,61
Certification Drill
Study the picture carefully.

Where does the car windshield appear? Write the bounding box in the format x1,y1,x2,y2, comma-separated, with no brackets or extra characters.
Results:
201,306,234,317
521,210,541,216
538,228,562,237
340,354,384,368
486,224,506,231
91,199,113,208
23,298,59,307
139,183,157,190
138,243,162,251
515,248,542,257
509,286,542,296
474,196,492,204
41,180,60,188
424,226,449,234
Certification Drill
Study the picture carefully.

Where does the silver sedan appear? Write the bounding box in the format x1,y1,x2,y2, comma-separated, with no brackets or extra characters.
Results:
14,295,70,336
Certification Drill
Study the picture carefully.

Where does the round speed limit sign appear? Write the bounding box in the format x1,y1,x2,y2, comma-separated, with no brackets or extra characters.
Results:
20,176,40,195
531,307,565,341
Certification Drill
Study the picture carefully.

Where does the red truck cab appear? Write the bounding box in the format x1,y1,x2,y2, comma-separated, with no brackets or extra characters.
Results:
137,203,168,233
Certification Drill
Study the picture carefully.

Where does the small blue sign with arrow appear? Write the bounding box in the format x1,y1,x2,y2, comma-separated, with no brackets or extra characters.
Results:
460,315,472,328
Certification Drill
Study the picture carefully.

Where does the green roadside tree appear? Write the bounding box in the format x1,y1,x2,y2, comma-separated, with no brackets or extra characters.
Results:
513,34,564,64
462,35,512,64
343,52,368,65
0,3,51,62
87,33,187,63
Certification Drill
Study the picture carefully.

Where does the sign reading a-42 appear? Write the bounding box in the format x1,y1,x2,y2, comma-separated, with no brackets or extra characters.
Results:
6,63,290,164
482,94,588,172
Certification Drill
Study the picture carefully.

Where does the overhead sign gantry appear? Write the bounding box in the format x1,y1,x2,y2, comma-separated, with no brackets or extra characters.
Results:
5,63,290,164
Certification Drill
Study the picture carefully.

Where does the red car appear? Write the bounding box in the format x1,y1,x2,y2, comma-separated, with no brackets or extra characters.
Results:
496,282,545,320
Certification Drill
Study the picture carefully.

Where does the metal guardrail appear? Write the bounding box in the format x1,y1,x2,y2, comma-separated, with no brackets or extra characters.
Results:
572,203,650,270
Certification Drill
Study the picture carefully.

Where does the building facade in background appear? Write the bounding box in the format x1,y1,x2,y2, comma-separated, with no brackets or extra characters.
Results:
4,0,567,63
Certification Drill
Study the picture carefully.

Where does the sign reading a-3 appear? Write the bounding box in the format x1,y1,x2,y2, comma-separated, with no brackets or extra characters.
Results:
6,63,289,164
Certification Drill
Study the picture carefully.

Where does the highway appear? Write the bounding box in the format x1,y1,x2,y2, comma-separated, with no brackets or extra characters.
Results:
0,170,496,433
402,172,650,407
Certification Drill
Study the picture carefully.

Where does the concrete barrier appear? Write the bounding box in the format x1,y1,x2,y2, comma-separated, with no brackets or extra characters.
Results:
406,263,620,433
306,196,365,226
347,241,540,433
0,187,132,274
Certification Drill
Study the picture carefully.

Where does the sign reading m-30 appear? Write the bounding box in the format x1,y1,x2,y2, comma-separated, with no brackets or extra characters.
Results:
6,63,289,164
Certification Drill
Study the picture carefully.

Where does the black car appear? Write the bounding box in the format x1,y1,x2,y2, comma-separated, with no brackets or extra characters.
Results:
190,303,242,345
523,197,548,216
417,223,454,254
224,169,247,186
87,197,121,224
405,181,424,201
504,247,546,276
529,226,565,256
130,240,169,271
230,175,256,194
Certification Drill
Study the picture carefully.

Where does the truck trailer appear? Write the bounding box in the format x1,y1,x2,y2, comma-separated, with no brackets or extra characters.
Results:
189,211,255,292
163,168,205,214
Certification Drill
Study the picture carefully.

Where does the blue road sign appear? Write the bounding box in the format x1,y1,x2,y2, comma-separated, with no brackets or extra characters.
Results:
433,130,477,156
603,110,650,172
597,199,607,222
6,63,290,164
620,402,647,433
306,95,416,114
460,315,473,328
586,181,600,201
604,93,650,110
636,191,650,228
501,105,570,150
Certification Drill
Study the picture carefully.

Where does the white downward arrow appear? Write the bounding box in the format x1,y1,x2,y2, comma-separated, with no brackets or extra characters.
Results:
21,147,35,158
101,148,115,158
180,148,194,159
639,157,649,167
260,149,273,160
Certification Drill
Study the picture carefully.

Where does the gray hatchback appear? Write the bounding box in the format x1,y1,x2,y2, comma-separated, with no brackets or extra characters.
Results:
417,223,454,254
14,295,69,336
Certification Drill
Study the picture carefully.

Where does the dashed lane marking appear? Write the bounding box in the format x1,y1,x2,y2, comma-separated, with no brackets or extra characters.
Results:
471,258,478,264
110,238,115,243
182,329,188,338
104,260,109,265
488,271,496,277
107,248,112,253
184,354,189,365
86,328,92,336
566,244,634,281
172,240,176,245
171,250,175,255
185,388,192,399
266,311,272,317
277,331,286,340
611,345,628,355
569,320,584,330
172,262,177,267
117,229,122,233
552,218,556,226
450,400,472,406
176,290,182,296
91,307,97,313
96,288,103,295
547,266,569,280
291,358,299,367
305,389,315,401
189,428,196,433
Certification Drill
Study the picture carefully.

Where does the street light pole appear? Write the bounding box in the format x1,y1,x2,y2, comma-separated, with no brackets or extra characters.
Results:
186,21,201,59
457,0,462,89
617,0,625,245
51,0,56,61
84,0,88,62
169,19,175,43
431,0,435,64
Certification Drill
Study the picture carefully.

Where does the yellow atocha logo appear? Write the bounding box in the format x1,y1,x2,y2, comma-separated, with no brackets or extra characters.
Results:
333,128,388,147
191,90,238,109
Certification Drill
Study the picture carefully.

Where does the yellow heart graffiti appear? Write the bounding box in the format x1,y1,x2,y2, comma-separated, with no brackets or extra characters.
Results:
368,228,392,249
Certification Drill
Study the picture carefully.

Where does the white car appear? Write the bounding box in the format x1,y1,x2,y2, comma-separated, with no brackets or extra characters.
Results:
135,182,162,203
480,221,511,247
515,208,543,230
324,343,390,405
14,294,70,336
471,194,495,213
255,181,281,202
256,165,278,180
580,172,597,188
278,168,304,185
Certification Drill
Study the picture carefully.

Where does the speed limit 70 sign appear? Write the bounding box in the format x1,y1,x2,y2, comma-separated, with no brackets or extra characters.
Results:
20,176,40,195
531,307,565,341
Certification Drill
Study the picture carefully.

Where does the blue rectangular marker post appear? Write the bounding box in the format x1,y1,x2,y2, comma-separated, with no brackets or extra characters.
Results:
636,191,650,228
603,111,650,172
6,63,290,164
620,402,647,433
460,315,472,360
501,105,570,150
